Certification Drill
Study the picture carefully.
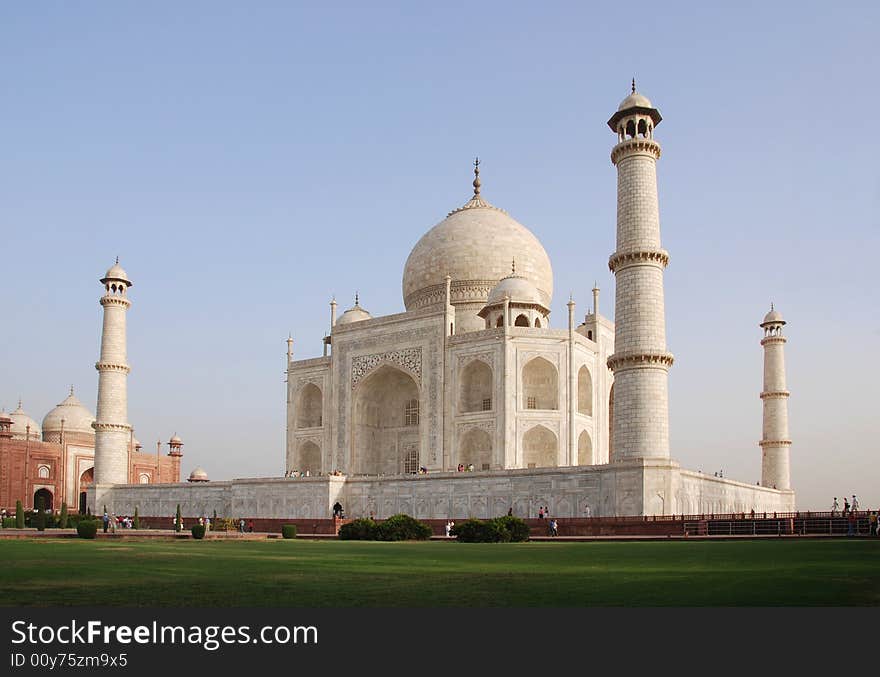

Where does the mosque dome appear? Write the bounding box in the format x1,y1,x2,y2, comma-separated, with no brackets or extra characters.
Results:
169,434,183,445
336,298,373,326
42,388,96,436
486,272,544,307
9,402,41,440
402,172,552,313
188,467,209,482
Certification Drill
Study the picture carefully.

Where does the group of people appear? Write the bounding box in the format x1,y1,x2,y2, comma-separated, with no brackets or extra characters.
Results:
284,469,310,478
101,512,135,532
444,519,455,536
830,495,860,516
456,463,476,472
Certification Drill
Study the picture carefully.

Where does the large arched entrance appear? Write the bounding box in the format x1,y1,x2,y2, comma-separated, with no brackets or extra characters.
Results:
522,357,558,410
296,384,323,428
459,360,493,413
458,428,492,470
33,488,53,511
79,467,93,514
353,365,421,475
297,440,321,474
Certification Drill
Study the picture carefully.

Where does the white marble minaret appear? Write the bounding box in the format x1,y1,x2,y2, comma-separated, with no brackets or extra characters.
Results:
759,305,791,490
93,259,132,485
606,82,674,461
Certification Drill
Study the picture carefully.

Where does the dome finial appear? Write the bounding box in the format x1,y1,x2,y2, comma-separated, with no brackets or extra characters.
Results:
473,157,481,196
69,384,74,396
632,77,636,94
355,291,359,306
511,257,516,275
770,301,775,312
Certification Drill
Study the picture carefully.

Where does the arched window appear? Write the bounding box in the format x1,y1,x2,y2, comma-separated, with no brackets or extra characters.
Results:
458,428,492,471
638,119,647,137
577,366,593,416
578,430,593,465
405,399,419,426
296,384,323,428
138,473,151,484
534,318,542,328
37,465,50,479
625,120,636,139
496,315,504,328
514,314,529,327
459,360,493,413
522,357,558,410
298,440,321,474
522,425,557,468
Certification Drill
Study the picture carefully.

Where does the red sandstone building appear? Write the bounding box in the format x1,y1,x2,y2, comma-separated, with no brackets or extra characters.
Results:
0,391,181,514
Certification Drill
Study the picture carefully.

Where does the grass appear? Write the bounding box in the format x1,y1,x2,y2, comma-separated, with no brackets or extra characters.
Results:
1,538,877,606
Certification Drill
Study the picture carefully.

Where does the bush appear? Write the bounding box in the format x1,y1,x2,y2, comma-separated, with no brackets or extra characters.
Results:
375,514,432,541
76,520,98,539
15,500,24,529
175,504,183,532
452,516,530,543
281,524,297,539
35,497,46,532
133,507,139,530
191,524,206,540
2,518,16,529
58,503,69,529
338,518,378,541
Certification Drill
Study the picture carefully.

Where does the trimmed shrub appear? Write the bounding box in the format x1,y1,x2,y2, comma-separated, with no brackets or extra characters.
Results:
281,524,297,539
452,516,530,543
133,507,140,530
191,524,206,539
375,514,432,541
2,518,16,529
175,504,183,532
338,518,377,541
35,497,46,532
15,500,24,529
76,520,98,539
58,502,69,529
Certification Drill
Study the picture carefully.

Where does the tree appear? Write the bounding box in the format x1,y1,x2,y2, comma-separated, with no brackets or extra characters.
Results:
59,502,69,529
15,500,24,529
133,507,140,530
175,504,182,532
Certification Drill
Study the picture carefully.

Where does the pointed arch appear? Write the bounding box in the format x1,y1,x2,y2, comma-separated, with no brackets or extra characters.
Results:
578,430,593,466
459,359,493,413
297,440,321,474
458,428,492,471
514,314,529,327
577,366,593,416
522,425,557,468
296,383,323,428
522,356,558,410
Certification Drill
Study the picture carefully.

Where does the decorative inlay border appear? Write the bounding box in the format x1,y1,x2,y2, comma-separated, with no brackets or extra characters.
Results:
99,296,131,308
760,336,787,346
608,249,669,273
759,439,792,447
92,422,131,432
351,347,422,390
95,362,131,374
607,350,674,371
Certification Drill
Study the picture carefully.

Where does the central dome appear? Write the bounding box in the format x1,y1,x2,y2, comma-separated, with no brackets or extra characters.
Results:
402,187,553,327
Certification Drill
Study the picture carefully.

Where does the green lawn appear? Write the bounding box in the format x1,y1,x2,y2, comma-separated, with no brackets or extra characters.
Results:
1,538,877,606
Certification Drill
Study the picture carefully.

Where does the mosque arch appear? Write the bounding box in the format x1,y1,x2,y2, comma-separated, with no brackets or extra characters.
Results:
37,465,50,479
297,440,321,474
578,430,593,466
138,473,151,484
296,384,323,428
522,425,557,468
353,365,421,475
514,314,529,327
577,366,593,416
78,467,93,514
458,428,492,471
33,488,53,511
534,318,542,328
459,359,493,413
522,357,558,410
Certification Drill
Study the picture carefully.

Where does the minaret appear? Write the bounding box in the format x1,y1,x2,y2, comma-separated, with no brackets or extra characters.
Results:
759,305,791,490
93,259,133,485
606,82,674,461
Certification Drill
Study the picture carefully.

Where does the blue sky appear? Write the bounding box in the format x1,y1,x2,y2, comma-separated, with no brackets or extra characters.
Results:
1,2,877,510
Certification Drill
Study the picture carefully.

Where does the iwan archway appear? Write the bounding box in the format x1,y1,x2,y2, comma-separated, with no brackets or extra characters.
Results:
352,365,421,475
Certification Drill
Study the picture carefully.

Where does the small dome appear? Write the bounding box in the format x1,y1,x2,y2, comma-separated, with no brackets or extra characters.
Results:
9,402,41,440
169,434,183,445
618,91,653,111
486,274,543,307
42,388,96,436
100,260,132,286
188,467,209,482
762,307,785,325
336,301,373,325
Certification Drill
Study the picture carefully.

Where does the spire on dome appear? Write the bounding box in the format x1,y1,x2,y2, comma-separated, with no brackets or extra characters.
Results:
473,157,481,196
632,77,636,94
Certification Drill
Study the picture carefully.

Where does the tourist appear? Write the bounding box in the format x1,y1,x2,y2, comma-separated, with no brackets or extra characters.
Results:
831,497,839,516
852,495,859,512
239,518,245,533
457,463,463,472
538,506,544,519
247,520,254,533
333,501,343,518
445,519,455,537
847,510,856,537
507,507,513,517
102,512,109,533
109,513,117,533
584,504,592,519
549,518,558,537
843,497,850,515
869,511,877,537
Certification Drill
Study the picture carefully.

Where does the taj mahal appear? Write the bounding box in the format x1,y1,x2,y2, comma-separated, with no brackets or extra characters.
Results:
4,85,796,520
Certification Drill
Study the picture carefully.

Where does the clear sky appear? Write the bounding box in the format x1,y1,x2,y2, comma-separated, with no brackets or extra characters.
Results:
2,2,877,511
